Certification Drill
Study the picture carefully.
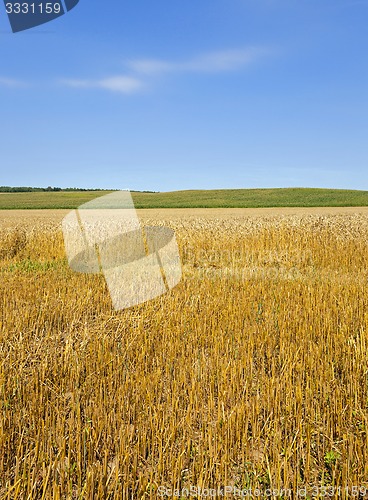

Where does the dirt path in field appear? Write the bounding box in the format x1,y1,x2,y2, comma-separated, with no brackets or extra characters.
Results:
1,207,368,228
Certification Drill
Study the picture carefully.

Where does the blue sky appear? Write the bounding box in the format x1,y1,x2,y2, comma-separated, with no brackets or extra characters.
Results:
0,0,367,191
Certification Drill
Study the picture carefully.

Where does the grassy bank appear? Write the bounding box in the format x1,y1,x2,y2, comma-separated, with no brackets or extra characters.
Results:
0,188,368,209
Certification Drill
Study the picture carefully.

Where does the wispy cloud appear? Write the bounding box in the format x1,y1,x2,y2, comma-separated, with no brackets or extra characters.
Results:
0,77,26,88
128,47,270,75
60,47,271,95
62,76,144,94
341,0,368,6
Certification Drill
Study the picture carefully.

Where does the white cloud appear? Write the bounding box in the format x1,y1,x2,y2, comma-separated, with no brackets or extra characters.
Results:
62,76,144,94
61,47,271,95
98,76,144,93
186,47,268,72
128,47,270,75
0,77,25,87
128,59,172,75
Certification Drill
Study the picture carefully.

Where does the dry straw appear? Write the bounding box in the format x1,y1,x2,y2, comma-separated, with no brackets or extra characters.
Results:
0,213,368,498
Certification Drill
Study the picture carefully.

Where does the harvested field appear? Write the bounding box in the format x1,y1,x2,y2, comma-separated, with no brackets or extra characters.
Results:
1,206,368,228
0,209,368,497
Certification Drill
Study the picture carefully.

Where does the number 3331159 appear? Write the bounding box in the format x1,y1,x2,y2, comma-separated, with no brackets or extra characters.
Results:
6,3,62,14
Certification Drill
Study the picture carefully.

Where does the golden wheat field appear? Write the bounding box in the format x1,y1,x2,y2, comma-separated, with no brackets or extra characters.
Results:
1,208,368,499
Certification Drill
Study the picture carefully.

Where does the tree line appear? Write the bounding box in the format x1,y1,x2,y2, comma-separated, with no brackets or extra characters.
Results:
0,187,157,193
0,187,108,192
